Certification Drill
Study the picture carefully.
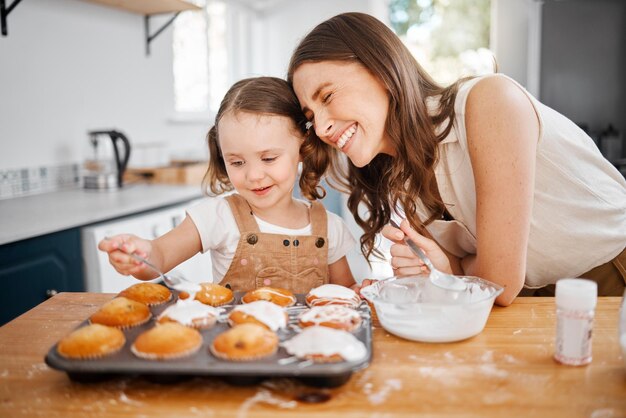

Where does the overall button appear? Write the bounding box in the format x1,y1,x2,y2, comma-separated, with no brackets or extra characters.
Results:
293,239,300,247
283,239,290,247
247,234,258,245
315,238,325,248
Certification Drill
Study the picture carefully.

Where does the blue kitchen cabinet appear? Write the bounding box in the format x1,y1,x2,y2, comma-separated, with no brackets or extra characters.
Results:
0,228,84,325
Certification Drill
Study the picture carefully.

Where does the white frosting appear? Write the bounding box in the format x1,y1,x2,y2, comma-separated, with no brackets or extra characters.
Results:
173,282,202,300
309,284,356,299
282,326,367,362
299,305,360,325
158,299,222,326
230,300,287,331
308,284,360,307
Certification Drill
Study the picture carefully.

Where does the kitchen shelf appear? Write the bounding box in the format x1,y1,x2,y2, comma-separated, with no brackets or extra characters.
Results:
81,0,202,55
80,0,200,15
1,0,23,36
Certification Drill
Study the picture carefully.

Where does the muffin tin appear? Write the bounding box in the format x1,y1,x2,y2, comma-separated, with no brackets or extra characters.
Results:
45,291,372,387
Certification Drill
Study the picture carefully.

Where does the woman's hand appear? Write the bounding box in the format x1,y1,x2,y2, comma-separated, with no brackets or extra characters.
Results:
382,219,453,276
97,234,155,278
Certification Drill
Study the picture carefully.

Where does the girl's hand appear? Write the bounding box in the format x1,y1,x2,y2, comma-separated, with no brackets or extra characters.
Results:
97,234,153,277
382,219,453,276
351,279,378,298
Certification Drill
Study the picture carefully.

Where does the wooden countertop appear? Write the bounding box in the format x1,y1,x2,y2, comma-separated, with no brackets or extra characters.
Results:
0,293,624,417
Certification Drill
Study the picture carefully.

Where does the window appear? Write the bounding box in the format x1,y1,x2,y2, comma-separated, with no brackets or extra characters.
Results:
389,0,494,85
173,0,230,114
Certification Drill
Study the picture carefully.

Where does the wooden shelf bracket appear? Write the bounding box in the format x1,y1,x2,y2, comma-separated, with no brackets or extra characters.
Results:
144,12,180,56
1,0,23,36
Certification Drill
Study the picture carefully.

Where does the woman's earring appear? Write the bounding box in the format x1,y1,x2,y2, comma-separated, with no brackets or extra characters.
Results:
305,121,313,131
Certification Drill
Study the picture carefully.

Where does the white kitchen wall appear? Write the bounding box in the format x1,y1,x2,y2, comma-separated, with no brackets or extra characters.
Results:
490,0,534,89
245,0,381,78
0,0,387,174
0,0,209,171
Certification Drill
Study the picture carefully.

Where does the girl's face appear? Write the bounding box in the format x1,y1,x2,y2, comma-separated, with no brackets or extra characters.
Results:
292,60,395,167
219,112,303,212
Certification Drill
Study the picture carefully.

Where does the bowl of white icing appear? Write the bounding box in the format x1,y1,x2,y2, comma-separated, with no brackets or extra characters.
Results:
361,274,503,343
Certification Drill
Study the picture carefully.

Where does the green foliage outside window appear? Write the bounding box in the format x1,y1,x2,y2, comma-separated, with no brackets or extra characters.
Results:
389,0,492,84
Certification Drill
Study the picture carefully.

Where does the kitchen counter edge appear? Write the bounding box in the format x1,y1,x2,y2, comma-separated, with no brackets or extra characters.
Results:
0,184,204,245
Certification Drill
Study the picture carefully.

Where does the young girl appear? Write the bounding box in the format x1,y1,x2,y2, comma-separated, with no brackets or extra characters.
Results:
287,12,626,305
98,77,358,294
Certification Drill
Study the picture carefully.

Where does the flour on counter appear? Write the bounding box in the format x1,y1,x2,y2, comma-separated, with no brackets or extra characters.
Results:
119,392,145,407
26,362,49,379
591,408,621,418
480,350,494,363
363,378,402,405
417,366,461,386
237,389,297,418
479,364,509,378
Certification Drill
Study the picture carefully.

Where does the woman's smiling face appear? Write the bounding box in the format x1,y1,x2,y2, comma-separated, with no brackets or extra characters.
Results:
292,60,396,167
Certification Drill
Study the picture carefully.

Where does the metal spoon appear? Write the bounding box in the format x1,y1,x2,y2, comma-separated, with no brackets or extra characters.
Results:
125,252,185,289
104,236,199,291
389,220,466,292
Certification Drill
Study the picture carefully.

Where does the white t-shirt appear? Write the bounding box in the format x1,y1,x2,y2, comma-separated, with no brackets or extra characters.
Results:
186,197,357,282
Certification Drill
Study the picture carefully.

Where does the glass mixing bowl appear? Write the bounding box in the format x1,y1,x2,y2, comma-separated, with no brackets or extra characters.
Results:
361,274,503,343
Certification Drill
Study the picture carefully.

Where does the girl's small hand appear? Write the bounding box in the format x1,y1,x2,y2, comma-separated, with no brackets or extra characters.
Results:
97,234,152,276
382,220,453,276
351,279,378,298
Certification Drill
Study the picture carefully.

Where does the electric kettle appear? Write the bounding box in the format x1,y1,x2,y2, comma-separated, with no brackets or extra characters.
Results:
83,130,132,190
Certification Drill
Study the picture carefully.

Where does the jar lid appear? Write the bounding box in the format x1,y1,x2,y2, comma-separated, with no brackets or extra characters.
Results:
555,278,597,310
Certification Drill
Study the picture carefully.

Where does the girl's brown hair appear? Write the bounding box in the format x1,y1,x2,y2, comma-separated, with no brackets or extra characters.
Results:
287,12,467,261
202,76,327,201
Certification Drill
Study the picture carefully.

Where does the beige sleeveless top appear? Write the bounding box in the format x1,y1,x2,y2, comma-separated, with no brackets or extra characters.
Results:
422,74,626,288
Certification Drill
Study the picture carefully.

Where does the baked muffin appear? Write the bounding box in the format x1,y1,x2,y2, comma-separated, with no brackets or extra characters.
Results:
282,326,367,363
298,305,362,332
118,282,172,306
228,300,288,331
131,323,203,360
158,299,223,329
210,323,278,361
57,324,126,359
89,297,151,329
241,287,296,307
305,284,361,309
191,283,234,307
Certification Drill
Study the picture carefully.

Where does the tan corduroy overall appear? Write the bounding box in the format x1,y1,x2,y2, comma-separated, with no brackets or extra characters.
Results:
218,194,329,293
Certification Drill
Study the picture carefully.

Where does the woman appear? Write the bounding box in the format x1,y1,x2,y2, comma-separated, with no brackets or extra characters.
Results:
287,12,626,305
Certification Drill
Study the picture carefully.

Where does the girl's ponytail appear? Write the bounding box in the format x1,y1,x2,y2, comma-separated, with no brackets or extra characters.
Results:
202,125,232,196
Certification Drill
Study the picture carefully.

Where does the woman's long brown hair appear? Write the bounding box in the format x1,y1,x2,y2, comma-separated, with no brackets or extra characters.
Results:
287,12,467,261
202,76,328,201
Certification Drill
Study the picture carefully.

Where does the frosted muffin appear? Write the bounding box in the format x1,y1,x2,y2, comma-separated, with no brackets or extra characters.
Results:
57,324,126,359
242,287,296,307
190,283,234,307
210,323,278,361
305,284,361,309
228,300,288,331
89,297,151,329
118,282,172,306
158,299,223,329
131,323,203,360
282,326,367,363
298,305,362,332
